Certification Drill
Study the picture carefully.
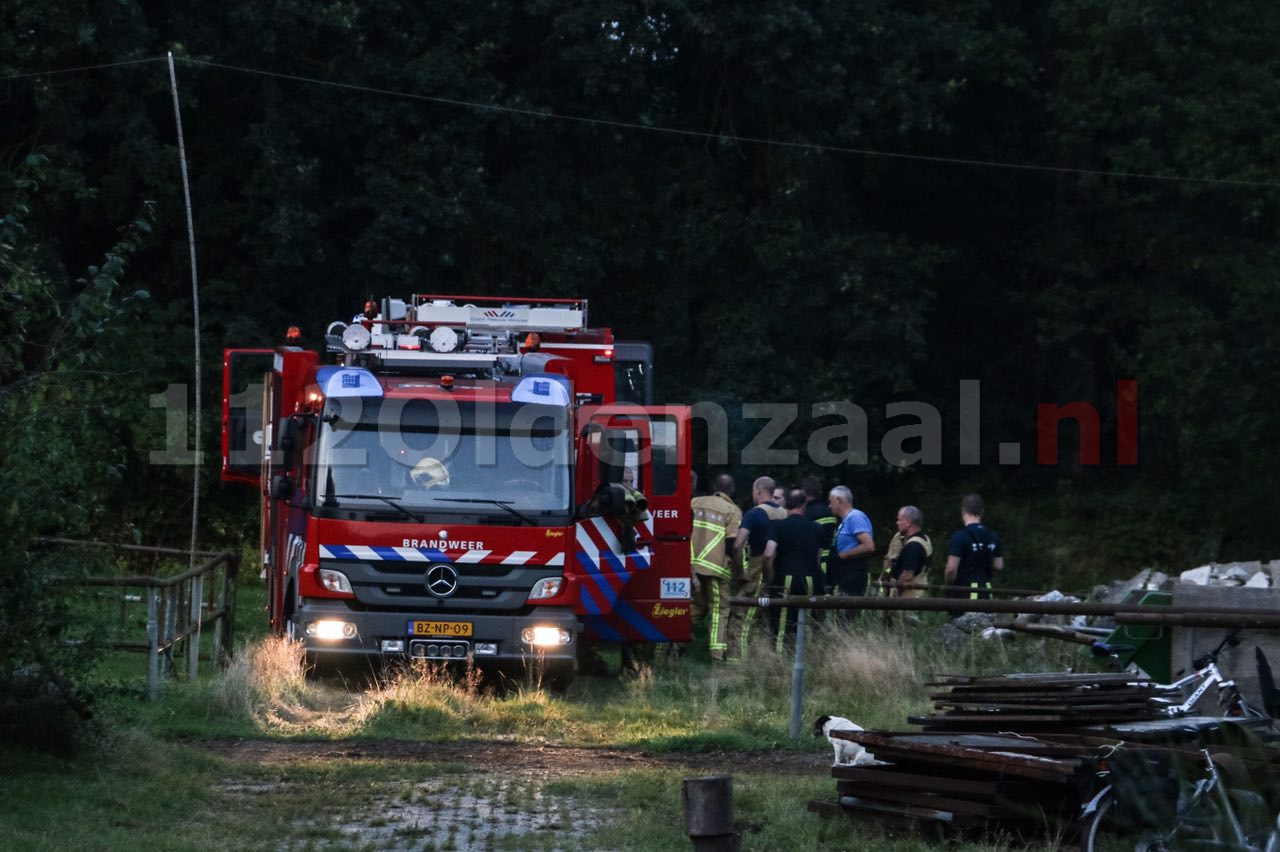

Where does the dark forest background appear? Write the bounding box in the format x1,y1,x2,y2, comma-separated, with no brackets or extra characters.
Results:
5,0,1280,625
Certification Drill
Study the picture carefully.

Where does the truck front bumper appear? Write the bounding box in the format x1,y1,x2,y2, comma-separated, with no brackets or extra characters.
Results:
293,601,579,668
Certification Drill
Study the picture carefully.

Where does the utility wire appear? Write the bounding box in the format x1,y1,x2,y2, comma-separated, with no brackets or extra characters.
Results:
0,56,165,81
181,57,1280,191
4,54,1277,190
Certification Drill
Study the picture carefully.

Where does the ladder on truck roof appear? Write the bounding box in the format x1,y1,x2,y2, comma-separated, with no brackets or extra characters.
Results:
411,294,588,333
324,295,590,374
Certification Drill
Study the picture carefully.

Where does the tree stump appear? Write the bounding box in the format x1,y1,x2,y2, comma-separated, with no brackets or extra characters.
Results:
682,775,740,851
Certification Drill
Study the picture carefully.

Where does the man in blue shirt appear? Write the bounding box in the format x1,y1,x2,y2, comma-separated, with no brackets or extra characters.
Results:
827,485,875,599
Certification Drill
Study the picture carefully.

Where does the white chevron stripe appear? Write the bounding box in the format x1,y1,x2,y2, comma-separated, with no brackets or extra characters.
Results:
502,551,535,565
396,548,430,561
547,552,565,566
590,516,624,555
347,545,379,561
455,550,490,564
575,521,596,552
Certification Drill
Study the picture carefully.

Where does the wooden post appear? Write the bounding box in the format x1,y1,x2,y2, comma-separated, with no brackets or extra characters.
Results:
682,775,740,851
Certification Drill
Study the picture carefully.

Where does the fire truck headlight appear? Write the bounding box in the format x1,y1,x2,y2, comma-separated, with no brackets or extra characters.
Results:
526,577,563,601
307,620,357,641
318,569,353,594
522,626,571,647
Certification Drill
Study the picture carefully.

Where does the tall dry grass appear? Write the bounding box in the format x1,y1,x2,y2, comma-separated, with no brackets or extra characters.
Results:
720,619,930,730
206,637,374,734
191,618,1076,744
211,636,308,717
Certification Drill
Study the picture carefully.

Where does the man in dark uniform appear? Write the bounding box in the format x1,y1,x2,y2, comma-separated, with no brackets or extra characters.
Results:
764,489,825,650
801,475,837,591
728,476,787,660
944,493,1003,606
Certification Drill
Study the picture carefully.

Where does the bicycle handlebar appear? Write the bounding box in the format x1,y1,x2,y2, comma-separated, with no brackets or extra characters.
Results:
1192,628,1243,669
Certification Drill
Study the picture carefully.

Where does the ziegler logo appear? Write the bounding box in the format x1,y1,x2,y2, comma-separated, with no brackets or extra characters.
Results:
544,529,565,538
651,604,689,619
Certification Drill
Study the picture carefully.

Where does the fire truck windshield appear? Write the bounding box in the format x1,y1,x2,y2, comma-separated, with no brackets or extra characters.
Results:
314,397,571,519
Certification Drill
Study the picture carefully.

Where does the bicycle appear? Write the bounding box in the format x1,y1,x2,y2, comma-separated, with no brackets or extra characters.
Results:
1147,631,1258,719
1080,633,1280,851
1081,744,1280,852
1091,630,1261,719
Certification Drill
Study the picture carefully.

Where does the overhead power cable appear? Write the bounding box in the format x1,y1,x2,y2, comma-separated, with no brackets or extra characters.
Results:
0,57,165,81
3,54,1278,190
180,57,1280,191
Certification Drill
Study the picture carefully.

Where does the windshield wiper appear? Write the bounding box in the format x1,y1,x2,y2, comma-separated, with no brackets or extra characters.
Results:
434,498,537,526
332,493,426,523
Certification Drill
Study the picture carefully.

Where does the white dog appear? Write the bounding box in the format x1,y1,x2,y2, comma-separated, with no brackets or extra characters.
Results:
813,715,876,766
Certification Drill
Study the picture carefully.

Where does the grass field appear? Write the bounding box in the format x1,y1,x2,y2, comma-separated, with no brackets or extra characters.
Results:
2,575,1089,851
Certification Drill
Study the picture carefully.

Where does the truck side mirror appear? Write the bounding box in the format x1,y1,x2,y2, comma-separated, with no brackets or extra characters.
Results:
270,474,295,501
277,417,300,471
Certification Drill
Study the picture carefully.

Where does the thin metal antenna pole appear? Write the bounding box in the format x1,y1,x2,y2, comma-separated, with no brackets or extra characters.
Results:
167,52,202,571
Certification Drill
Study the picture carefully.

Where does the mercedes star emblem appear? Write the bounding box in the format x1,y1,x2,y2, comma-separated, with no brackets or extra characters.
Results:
425,564,459,598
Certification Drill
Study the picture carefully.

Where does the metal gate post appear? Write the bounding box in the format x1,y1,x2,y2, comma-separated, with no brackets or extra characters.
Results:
223,552,239,660
789,607,807,739
163,585,177,679
146,590,159,701
188,573,204,680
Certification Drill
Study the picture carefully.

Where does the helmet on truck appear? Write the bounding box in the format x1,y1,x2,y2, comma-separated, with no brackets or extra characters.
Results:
410,457,449,489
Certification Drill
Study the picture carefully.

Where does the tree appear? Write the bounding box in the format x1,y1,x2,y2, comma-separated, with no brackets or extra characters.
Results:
0,154,154,749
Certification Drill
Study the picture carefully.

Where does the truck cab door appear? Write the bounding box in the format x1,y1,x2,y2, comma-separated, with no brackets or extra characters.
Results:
221,349,274,486
574,406,692,643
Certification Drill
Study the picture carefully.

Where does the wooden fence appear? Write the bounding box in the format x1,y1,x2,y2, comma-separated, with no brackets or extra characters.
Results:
44,538,241,700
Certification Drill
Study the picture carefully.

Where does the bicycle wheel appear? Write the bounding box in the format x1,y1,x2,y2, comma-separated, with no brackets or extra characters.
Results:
1137,791,1234,851
1082,792,1115,852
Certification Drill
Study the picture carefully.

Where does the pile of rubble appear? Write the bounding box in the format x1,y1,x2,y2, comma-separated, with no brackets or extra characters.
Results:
934,560,1279,648
1098,560,1280,601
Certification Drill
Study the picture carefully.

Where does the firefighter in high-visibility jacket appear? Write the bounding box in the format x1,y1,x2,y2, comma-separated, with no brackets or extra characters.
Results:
689,473,742,662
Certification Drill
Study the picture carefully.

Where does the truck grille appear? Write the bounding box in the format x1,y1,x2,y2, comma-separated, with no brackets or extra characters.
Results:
321,559,558,612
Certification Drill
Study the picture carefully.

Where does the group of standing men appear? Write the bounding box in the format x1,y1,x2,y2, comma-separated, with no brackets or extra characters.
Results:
689,475,1005,661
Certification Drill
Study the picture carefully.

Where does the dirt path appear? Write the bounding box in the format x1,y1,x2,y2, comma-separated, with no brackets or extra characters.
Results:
197,737,825,777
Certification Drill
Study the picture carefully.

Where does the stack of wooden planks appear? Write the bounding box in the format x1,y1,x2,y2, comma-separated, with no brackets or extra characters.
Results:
806,730,1101,835
909,671,1181,731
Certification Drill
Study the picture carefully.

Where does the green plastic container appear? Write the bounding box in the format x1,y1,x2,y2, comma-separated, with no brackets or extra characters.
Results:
1102,589,1172,681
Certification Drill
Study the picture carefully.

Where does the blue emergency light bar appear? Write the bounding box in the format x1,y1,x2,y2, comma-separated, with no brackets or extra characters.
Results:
315,366,383,398
512,373,571,406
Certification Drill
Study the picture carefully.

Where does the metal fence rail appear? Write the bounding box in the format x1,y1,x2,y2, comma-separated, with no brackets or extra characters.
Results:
728,592,1280,739
44,538,241,700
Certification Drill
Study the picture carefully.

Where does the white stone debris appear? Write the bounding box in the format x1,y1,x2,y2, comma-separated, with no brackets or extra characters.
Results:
1177,560,1276,588
1246,571,1270,588
1180,565,1212,585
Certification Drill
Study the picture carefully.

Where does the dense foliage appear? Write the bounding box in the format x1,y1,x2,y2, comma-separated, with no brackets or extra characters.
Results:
3,1,1279,739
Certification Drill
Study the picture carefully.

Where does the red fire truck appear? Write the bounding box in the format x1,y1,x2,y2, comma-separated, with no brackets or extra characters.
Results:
221,295,692,685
